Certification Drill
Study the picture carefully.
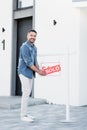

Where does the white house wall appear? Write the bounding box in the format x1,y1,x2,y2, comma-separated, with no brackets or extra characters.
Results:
0,0,87,106
0,0,13,96
34,0,83,106
79,8,87,105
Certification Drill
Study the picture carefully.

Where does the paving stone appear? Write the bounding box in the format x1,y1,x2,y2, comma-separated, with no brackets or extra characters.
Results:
0,97,87,130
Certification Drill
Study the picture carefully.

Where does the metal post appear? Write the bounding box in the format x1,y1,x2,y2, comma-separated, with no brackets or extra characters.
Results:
61,48,75,123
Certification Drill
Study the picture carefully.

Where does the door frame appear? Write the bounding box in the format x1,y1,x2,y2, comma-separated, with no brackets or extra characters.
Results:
16,17,33,96
11,0,35,96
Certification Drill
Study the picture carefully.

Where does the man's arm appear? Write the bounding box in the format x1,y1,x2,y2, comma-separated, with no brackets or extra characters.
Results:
21,46,46,76
29,65,46,76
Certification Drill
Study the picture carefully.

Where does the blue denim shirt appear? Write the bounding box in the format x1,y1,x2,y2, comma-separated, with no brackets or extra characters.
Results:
18,40,38,79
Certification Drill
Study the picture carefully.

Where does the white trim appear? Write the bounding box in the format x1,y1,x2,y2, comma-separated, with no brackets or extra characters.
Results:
72,1,87,8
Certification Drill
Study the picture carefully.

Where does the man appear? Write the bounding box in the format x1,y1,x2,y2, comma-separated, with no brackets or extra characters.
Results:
18,29,46,122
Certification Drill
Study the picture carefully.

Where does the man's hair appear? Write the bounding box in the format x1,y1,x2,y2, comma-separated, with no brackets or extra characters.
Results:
28,29,37,34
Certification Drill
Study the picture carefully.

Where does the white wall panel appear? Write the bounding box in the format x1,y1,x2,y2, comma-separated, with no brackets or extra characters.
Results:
0,0,13,96
34,0,81,106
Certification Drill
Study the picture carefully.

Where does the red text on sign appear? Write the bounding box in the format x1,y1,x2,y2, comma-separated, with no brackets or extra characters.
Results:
42,64,61,74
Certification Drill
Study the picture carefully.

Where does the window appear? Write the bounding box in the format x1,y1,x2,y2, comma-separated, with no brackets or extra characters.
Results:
18,0,33,9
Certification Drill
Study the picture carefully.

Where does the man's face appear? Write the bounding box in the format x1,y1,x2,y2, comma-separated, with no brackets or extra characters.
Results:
27,32,37,44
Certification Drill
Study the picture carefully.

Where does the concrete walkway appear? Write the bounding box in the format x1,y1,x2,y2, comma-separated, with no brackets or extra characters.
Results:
0,96,87,130
0,96,47,109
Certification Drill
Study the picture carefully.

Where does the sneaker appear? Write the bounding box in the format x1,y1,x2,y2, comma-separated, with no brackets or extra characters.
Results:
21,116,34,122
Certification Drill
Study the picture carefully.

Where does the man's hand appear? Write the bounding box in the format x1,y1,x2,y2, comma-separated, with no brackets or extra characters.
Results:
38,69,47,76
29,65,47,76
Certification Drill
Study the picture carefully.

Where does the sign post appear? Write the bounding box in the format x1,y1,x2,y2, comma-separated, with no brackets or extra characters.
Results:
61,48,75,123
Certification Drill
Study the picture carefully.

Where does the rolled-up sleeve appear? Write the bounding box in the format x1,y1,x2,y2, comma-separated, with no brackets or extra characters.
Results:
21,45,33,67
